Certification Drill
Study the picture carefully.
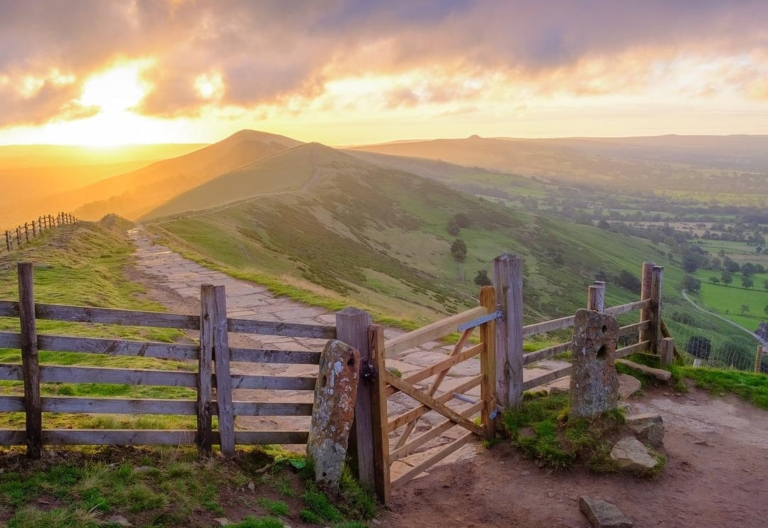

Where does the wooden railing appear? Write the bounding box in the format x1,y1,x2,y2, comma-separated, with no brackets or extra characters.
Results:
0,264,335,458
2,213,76,253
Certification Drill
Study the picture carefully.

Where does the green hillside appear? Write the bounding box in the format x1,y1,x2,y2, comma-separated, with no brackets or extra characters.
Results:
146,143,677,329
143,143,324,219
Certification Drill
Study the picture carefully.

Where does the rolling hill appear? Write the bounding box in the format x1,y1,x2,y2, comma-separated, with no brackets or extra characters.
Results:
53,130,302,221
143,138,682,328
348,135,768,196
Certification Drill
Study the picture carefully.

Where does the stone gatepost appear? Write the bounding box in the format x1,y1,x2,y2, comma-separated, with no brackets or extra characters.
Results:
307,340,361,491
569,309,620,418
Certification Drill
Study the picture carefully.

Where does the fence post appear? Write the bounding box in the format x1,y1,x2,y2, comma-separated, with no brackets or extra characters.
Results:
660,337,675,367
5,231,10,251
18,263,42,459
367,324,391,505
650,266,664,355
16,227,21,248
479,285,497,438
493,253,524,409
336,307,375,489
587,281,605,312
31,220,36,238
212,285,235,457
639,261,655,344
755,346,765,374
197,285,215,455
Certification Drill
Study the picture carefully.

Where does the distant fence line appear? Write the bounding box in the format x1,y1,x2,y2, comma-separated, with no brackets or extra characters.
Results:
2,213,77,253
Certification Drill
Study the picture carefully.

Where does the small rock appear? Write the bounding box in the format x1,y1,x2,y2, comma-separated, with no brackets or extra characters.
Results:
247,481,255,492
579,496,633,528
521,470,531,476
626,413,664,447
214,519,231,526
132,466,155,474
107,516,133,527
610,437,659,472
618,374,641,400
547,492,556,498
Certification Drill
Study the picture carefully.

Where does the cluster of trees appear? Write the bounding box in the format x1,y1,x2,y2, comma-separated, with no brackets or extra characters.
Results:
446,213,470,236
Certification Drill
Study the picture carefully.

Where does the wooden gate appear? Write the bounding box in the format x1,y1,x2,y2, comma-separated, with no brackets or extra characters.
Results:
367,287,497,504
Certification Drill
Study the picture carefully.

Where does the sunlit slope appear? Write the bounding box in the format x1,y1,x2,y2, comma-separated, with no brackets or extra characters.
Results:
146,144,683,327
69,130,302,220
143,142,334,219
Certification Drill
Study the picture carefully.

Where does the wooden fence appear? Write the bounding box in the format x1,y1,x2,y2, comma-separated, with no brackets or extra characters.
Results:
2,213,77,253
0,263,335,458
0,254,674,505
357,256,672,503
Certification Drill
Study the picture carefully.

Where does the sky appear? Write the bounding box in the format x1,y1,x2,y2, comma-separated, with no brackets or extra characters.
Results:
2,0,768,146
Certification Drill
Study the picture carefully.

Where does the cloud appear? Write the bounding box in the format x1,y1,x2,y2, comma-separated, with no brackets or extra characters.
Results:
2,0,768,127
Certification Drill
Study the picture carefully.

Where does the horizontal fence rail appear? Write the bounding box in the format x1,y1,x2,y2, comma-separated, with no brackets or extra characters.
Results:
0,264,337,458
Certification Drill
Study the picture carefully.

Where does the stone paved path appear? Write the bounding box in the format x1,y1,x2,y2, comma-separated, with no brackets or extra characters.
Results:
129,227,568,478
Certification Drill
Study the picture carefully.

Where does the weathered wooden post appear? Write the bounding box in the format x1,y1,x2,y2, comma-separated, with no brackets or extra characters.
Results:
650,266,664,355
660,337,675,367
368,324,390,504
479,285,497,438
755,346,765,374
493,253,524,409
197,285,215,455
24,223,29,242
587,281,606,312
31,220,36,238
16,227,21,248
639,261,655,344
5,231,10,251
212,285,235,457
18,263,42,458
336,307,375,489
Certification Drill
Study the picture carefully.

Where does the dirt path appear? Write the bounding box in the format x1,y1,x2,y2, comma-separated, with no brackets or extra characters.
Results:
383,385,768,528
127,228,569,478
122,230,768,527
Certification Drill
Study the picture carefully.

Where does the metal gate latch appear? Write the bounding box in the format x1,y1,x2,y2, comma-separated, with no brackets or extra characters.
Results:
361,360,377,384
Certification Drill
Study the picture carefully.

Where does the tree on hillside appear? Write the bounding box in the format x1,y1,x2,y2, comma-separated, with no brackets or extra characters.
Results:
616,270,641,295
446,218,460,236
764,304,768,316
723,256,741,273
721,269,733,286
764,279,768,291
740,304,750,315
709,277,720,285
742,275,754,289
741,262,757,277
453,213,470,229
474,270,493,287
450,239,467,263
682,275,701,294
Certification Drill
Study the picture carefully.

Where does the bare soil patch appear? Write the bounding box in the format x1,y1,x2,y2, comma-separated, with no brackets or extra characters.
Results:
381,385,768,527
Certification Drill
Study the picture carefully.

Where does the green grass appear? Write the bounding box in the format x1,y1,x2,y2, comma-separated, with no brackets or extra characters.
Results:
501,392,664,476
0,446,375,528
675,366,768,409
690,272,768,329
0,218,196,430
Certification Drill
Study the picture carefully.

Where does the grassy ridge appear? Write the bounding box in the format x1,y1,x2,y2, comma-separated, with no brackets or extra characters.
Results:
149,148,677,330
0,217,194,430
